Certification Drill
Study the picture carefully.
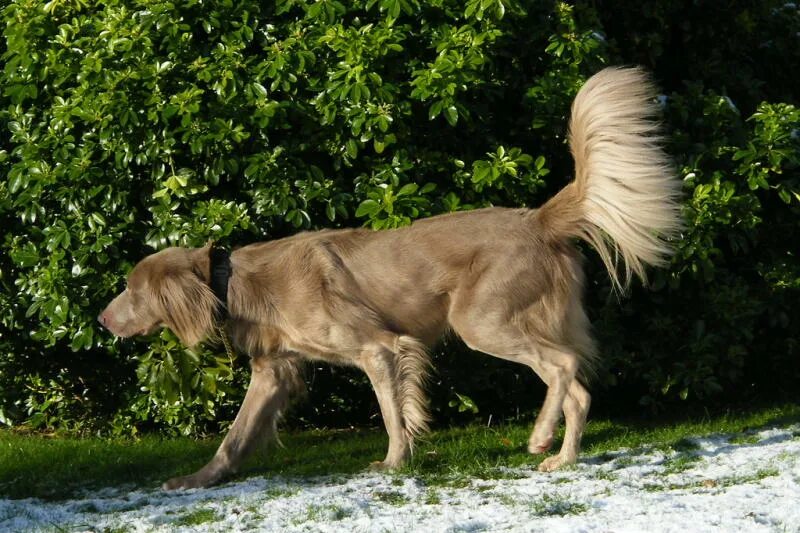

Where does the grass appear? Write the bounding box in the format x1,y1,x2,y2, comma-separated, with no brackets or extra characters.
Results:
174,507,219,527
531,493,589,516
729,434,761,445
295,503,352,524
373,490,410,505
661,453,702,475
1,403,798,501
423,488,441,505
643,468,781,492
263,486,298,499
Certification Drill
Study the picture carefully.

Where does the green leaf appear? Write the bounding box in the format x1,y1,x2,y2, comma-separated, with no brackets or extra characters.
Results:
428,100,443,120
252,82,268,97
9,173,26,194
397,183,418,196
70,328,93,352
472,162,491,183
346,139,358,158
443,106,458,126
355,199,381,217
10,246,39,267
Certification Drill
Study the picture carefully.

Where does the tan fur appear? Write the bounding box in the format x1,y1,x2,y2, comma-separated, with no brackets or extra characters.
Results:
538,66,683,290
99,67,681,488
394,336,433,444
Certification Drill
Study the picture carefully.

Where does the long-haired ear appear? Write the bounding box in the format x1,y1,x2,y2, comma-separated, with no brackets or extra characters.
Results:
188,242,214,282
155,273,218,347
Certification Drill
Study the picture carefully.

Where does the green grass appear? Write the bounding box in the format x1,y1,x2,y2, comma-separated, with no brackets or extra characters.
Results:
531,493,589,516
263,486,298,499
643,467,781,492
294,503,352,524
1,403,797,501
423,488,441,505
729,434,761,445
174,507,219,526
661,453,702,475
373,489,409,505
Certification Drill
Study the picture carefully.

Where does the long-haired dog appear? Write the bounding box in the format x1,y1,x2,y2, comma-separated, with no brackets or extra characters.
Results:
100,67,682,489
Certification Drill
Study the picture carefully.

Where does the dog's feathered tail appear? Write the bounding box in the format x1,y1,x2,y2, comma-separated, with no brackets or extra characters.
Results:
536,67,683,291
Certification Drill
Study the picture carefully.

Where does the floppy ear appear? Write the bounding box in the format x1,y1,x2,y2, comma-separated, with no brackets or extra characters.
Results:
188,242,214,283
156,271,218,348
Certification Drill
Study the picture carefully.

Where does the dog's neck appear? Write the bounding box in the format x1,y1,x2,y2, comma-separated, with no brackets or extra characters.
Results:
209,245,232,320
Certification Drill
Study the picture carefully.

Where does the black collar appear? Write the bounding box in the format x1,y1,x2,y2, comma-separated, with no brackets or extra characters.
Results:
209,245,232,320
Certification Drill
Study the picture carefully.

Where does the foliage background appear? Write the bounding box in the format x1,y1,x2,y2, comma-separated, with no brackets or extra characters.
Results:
1,0,798,435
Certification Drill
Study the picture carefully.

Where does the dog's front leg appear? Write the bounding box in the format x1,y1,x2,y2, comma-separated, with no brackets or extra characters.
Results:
162,358,299,490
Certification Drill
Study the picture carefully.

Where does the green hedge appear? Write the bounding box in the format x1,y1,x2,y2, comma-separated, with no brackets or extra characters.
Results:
1,0,798,435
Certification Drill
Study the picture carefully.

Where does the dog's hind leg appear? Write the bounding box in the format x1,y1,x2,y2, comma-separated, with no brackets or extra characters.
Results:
360,335,431,470
521,342,595,472
535,291,595,471
162,357,303,490
449,304,586,471
524,344,580,454
538,378,591,472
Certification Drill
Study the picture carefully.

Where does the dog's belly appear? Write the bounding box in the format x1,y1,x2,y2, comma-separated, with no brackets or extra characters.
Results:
370,289,450,347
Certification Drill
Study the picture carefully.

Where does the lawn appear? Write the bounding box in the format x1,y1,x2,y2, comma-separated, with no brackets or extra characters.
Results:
1,403,798,501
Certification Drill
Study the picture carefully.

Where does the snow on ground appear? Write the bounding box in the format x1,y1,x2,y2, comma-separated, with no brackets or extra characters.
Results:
2,425,799,533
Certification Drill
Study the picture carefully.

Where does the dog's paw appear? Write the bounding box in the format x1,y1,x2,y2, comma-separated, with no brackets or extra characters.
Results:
368,460,402,472
537,454,575,473
162,472,216,491
528,435,554,455
162,475,199,491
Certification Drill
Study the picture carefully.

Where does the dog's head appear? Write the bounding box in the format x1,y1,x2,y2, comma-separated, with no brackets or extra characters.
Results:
98,245,219,347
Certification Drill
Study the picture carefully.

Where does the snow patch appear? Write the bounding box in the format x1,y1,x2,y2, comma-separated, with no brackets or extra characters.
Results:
2,425,799,532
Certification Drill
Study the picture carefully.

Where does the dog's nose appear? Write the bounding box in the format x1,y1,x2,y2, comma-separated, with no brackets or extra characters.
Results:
98,312,108,328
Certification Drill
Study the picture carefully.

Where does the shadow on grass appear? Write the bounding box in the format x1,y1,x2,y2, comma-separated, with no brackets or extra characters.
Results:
238,428,388,480
0,428,389,501
2,403,798,500
0,433,219,500
580,403,800,457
